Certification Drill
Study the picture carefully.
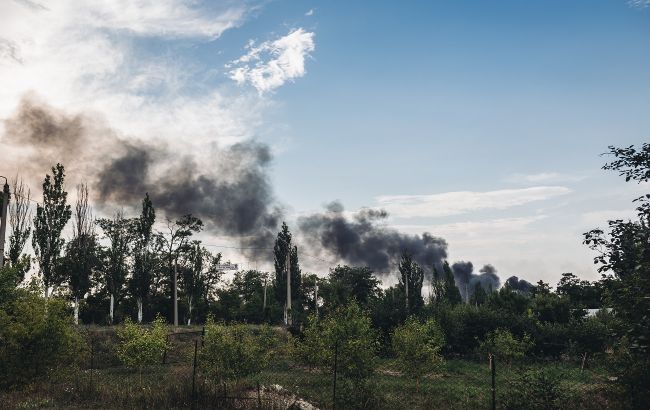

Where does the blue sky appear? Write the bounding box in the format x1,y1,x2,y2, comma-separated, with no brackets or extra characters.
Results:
1,0,649,284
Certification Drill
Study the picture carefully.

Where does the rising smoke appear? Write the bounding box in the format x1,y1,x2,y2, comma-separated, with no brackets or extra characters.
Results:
452,261,501,300
504,276,533,294
2,95,282,254
298,201,448,274
4,96,505,278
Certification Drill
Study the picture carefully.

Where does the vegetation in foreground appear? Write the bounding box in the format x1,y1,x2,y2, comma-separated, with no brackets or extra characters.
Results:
1,143,649,409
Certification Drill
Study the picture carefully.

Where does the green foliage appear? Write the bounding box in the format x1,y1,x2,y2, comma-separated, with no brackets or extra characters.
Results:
0,289,84,387
391,318,444,385
116,315,168,371
8,177,32,266
479,328,533,364
200,320,273,382
530,292,572,324
130,193,156,308
486,286,530,315
321,265,381,313
273,222,301,310
556,273,602,309
502,369,567,410
442,261,463,305
32,163,72,294
299,302,378,380
398,252,425,314
583,144,650,354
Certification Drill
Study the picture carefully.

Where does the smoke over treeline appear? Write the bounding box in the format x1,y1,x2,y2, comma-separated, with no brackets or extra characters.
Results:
504,276,534,294
3,96,281,253
298,201,448,274
3,95,520,285
452,261,501,301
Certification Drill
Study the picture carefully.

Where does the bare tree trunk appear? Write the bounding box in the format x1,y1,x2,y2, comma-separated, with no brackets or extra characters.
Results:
74,296,79,325
187,297,193,326
109,294,114,324
137,297,143,323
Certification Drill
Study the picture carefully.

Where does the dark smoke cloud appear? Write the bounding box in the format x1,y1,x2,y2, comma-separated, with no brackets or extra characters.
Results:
452,261,474,301
96,139,282,251
298,201,447,274
469,264,501,293
452,261,502,300
2,95,282,256
504,276,533,294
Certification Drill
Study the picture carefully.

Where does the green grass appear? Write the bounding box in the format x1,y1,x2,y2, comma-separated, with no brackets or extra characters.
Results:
0,325,624,409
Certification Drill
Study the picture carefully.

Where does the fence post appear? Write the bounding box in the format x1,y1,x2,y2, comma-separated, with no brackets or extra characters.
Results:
332,339,338,410
90,336,94,392
490,353,496,410
162,334,169,364
191,339,198,410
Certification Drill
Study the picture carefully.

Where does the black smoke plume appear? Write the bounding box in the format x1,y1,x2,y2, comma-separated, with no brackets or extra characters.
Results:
451,261,474,301
2,96,282,255
298,201,448,274
452,261,501,300
504,276,533,295
470,264,501,293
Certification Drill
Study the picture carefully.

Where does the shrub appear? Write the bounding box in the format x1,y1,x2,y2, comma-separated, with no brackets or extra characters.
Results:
501,369,567,410
200,320,269,383
116,315,168,377
478,328,533,364
299,302,378,380
391,318,444,390
299,302,378,408
0,285,85,387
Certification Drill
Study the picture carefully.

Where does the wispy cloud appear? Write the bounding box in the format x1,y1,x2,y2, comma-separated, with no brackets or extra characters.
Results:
375,186,571,218
0,0,265,149
628,0,650,9
504,172,587,184
394,215,547,238
228,28,315,94
305,9,315,16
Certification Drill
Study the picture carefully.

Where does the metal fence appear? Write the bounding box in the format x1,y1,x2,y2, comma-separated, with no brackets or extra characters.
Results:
78,328,601,410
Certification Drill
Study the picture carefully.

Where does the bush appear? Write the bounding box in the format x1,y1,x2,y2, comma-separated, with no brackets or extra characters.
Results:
391,318,444,389
200,320,270,383
478,328,533,364
299,303,378,408
0,285,85,387
501,369,567,410
116,315,168,375
299,302,378,380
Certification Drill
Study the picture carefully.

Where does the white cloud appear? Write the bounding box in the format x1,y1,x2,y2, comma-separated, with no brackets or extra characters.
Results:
228,28,315,94
0,0,263,152
581,209,637,226
628,0,650,9
375,186,571,218
504,172,587,184
305,9,315,16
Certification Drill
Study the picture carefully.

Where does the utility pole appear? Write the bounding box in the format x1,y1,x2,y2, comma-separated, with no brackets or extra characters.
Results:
173,259,178,327
263,276,267,312
285,245,292,326
0,177,9,268
315,282,319,318
405,271,409,312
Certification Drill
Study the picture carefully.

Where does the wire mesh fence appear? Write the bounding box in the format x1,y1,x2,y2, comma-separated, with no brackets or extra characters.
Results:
63,326,611,410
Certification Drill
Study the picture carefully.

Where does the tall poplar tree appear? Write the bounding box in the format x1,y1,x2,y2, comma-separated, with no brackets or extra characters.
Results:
398,251,424,314
33,163,72,299
64,184,98,324
129,193,155,323
273,222,301,321
97,211,133,324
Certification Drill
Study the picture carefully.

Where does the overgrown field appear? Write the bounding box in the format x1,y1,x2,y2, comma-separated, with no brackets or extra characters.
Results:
0,325,624,410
